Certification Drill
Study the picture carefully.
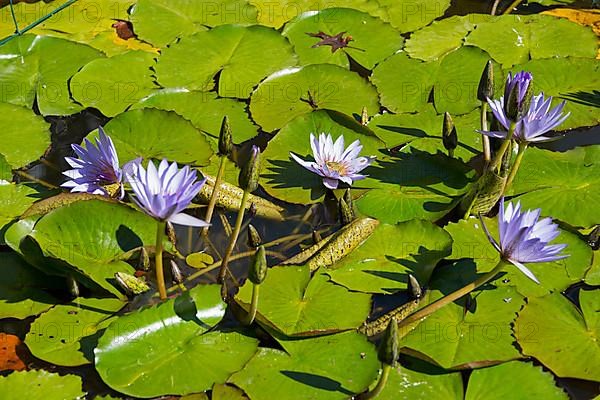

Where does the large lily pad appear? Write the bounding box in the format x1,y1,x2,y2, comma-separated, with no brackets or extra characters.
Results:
507,147,600,228
130,0,258,47
70,51,157,117
514,290,600,381
26,297,125,367
445,216,592,298
0,252,58,320
155,25,297,98
260,110,384,204
282,8,403,70
0,103,50,169
465,361,568,400
0,370,85,400
236,265,371,336
100,108,214,165
132,90,259,144
250,64,380,131
327,220,452,294
95,285,258,398
0,34,104,115
0,184,38,233
377,0,451,32
230,331,379,400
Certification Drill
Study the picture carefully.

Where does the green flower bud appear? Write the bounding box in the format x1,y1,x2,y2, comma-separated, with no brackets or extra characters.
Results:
248,245,268,285
443,112,458,155
138,246,150,271
218,116,233,156
361,106,369,126
239,145,261,192
247,224,262,248
378,317,399,367
477,60,494,102
408,274,422,299
339,197,354,226
170,259,184,284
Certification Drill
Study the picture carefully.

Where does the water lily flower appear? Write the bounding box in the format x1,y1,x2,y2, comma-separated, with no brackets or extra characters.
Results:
125,159,209,227
481,198,568,283
502,70,533,121
290,133,375,190
481,93,569,143
62,127,124,198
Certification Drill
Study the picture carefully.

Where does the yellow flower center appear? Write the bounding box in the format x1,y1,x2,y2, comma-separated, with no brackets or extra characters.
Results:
325,161,348,175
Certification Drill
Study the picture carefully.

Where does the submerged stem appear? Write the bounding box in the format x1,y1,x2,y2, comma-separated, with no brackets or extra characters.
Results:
481,102,491,163
155,221,167,300
504,143,528,193
359,364,392,400
243,284,260,325
502,0,523,15
202,156,227,237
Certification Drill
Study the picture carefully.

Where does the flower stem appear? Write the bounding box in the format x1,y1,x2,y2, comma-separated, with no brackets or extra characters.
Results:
398,260,508,329
218,189,250,298
243,283,260,325
202,156,227,237
504,143,528,193
155,221,167,300
489,122,516,172
480,102,491,163
359,364,392,400
502,0,523,14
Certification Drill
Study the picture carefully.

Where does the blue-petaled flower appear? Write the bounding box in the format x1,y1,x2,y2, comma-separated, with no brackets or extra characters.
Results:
290,133,375,190
481,198,568,283
482,93,569,143
125,159,209,227
62,127,124,198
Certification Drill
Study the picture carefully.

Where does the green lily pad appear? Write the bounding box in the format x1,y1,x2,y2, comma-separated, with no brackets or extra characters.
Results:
236,265,371,336
132,90,259,144
465,14,597,67
377,0,450,32
327,220,452,294
507,147,600,228
0,252,58,320
96,285,258,398
26,297,125,367
0,154,12,182
508,57,600,131
230,331,379,400
0,184,38,233
70,51,157,117
465,361,568,400
585,250,600,286
445,216,592,298
282,8,403,70
100,108,214,165
371,53,440,113
212,384,249,400
250,64,380,131
355,148,476,224
260,110,384,204
29,199,171,298
0,103,50,169
155,25,297,98
400,269,525,369
0,370,85,400
514,290,600,381
0,34,104,115
130,0,258,47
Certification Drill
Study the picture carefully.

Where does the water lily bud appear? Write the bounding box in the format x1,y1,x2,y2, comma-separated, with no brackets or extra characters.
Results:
239,145,261,192
408,274,422,299
166,221,177,246
361,106,368,126
170,259,184,284
248,245,268,285
339,197,354,226
443,112,458,156
138,247,150,271
247,224,262,248
67,276,79,298
115,272,150,296
503,71,533,122
477,60,494,102
378,317,399,367
218,116,233,157
312,230,322,243
248,202,258,219
587,225,600,250
343,189,353,210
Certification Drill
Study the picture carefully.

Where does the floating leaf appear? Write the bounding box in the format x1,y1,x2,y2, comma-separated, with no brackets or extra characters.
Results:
26,297,125,367
99,108,214,165
0,333,26,372
250,65,380,131
0,370,85,400
465,361,568,400
212,384,249,400
230,331,379,400
260,110,383,204
132,90,259,144
0,35,103,115
585,250,600,286
0,103,50,169
130,0,258,47
0,184,38,234
236,266,371,336
514,290,600,381
156,25,297,98
186,252,215,269
377,0,450,32
95,285,258,398
70,51,157,117
327,220,452,294
282,8,403,69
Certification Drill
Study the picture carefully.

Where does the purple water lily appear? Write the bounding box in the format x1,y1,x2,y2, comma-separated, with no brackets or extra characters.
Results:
483,93,569,143
502,71,532,118
290,133,375,190
481,198,568,283
62,127,124,198
125,159,209,227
